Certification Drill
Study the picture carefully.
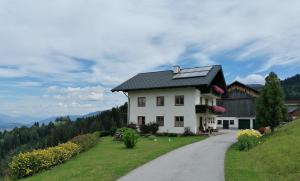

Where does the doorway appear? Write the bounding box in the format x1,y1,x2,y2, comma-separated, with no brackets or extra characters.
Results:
223,120,229,129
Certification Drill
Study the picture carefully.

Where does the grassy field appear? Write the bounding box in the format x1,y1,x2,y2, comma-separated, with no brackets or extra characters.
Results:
21,136,205,181
225,118,300,181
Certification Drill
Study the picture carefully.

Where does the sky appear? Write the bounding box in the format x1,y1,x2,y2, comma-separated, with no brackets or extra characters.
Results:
0,0,300,118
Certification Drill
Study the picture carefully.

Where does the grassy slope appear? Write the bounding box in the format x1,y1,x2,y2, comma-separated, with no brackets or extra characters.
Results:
225,118,300,181
23,136,205,181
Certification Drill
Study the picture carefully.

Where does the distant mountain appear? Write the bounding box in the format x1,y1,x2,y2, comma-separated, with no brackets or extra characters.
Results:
281,74,300,100
0,114,37,131
247,84,264,92
0,110,103,131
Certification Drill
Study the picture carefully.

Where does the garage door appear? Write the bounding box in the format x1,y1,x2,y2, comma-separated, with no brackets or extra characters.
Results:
238,119,250,129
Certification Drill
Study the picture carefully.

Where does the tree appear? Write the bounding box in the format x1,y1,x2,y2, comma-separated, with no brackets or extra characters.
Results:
256,72,287,132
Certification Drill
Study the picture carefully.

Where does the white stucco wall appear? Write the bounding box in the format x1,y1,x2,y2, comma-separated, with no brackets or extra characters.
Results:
128,87,200,134
216,117,256,129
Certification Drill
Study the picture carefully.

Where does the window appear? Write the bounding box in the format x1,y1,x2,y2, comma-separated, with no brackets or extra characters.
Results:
205,98,209,105
211,100,214,106
156,96,164,106
200,97,203,105
137,97,146,107
156,116,164,126
230,120,234,125
174,116,184,127
218,120,222,125
137,116,145,125
175,95,184,106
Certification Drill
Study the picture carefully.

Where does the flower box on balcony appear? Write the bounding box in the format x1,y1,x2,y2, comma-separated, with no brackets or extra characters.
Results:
212,85,224,95
209,105,226,114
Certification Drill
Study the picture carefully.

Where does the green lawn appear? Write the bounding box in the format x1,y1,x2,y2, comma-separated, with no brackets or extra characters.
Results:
22,136,205,181
225,118,300,181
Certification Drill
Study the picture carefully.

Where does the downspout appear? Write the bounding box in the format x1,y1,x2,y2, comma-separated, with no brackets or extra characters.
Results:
123,92,130,124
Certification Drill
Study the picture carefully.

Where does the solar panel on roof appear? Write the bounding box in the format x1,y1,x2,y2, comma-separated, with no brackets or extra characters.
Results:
173,66,212,79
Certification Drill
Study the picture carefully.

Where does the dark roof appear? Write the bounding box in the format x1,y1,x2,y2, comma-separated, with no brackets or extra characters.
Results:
217,98,256,117
228,81,260,94
112,65,224,92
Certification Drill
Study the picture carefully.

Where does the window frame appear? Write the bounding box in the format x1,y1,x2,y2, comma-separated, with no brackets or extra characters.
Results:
218,120,222,125
230,120,234,125
137,116,145,126
137,97,146,107
156,96,165,106
175,95,184,106
156,116,164,126
174,116,184,127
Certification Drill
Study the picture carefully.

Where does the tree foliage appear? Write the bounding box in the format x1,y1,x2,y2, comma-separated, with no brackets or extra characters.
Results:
0,103,127,176
256,72,287,131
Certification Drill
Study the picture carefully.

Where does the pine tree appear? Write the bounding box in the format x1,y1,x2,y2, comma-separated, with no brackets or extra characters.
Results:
256,72,287,132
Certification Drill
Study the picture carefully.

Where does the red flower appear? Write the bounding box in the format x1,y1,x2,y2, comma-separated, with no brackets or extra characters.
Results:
210,106,226,113
212,85,224,95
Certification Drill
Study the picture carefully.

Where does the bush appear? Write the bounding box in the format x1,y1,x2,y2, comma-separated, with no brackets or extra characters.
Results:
123,129,139,148
156,132,178,137
182,127,195,136
127,123,137,130
70,132,99,152
139,122,159,134
114,127,130,141
9,142,80,178
236,129,262,151
100,131,111,137
109,128,117,136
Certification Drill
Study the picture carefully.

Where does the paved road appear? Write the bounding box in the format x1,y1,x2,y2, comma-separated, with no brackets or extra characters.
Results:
118,130,237,181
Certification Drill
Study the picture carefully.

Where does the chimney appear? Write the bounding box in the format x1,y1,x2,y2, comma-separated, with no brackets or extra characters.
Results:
172,65,180,74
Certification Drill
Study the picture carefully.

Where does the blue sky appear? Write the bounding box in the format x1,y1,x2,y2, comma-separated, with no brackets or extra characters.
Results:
0,0,300,118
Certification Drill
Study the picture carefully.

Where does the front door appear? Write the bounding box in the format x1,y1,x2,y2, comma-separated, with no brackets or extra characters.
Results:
199,117,204,131
223,120,229,129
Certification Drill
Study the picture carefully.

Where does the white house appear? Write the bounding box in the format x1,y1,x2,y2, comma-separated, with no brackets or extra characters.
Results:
112,65,227,134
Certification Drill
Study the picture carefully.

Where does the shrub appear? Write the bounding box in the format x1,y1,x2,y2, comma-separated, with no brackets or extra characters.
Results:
114,127,130,141
236,129,262,151
123,129,139,148
100,131,111,137
109,128,117,136
182,127,195,136
127,123,137,130
9,142,80,178
156,132,178,137
70,132,99,152
139,122,159,134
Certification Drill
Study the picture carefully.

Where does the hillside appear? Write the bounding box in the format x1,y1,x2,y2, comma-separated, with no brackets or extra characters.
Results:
22,136,205,181
225,118,300,180
282,74,300,100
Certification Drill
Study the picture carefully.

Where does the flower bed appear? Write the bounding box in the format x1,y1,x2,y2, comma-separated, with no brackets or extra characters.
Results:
236,129,262,151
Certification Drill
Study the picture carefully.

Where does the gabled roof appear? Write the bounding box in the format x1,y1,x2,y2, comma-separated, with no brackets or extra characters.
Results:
227,81,260,94
111,65,225,92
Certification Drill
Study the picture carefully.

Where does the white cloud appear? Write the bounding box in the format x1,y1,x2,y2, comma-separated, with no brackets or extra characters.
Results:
1,0,300,83
47,86,104,101
1,0,300,116
235,74,266,85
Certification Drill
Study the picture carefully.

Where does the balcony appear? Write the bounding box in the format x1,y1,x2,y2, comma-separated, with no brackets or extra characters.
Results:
201,85,224,98
195,105,226,115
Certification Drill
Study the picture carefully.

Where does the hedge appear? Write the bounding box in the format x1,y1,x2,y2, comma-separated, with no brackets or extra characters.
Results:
70,132,100,152
9,142,80,178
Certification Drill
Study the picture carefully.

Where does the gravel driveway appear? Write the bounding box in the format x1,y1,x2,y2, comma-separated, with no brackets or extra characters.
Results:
117,130,237,181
